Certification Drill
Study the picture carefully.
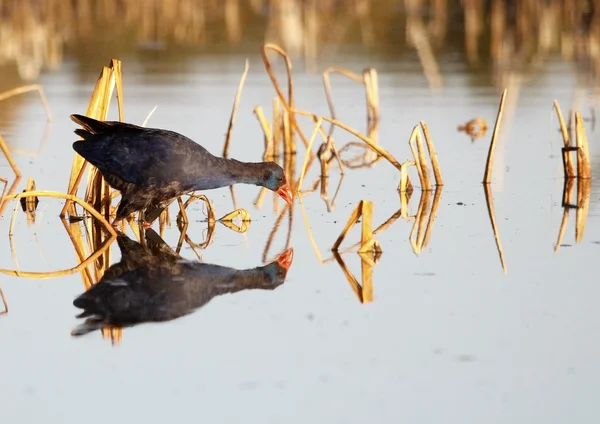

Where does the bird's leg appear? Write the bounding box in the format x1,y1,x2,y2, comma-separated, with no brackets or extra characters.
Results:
139,211,152,230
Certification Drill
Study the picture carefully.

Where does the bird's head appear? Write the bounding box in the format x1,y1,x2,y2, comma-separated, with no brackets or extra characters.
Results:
260,162,294,205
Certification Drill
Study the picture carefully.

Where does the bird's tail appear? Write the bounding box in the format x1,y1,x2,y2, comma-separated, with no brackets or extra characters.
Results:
70,114,112,136
71,114,143,139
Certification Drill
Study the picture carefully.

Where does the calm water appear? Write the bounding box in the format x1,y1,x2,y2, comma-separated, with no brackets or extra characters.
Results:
1,35,600,424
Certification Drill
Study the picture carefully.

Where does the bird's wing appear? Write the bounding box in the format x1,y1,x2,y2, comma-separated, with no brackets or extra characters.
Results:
73,128,216,187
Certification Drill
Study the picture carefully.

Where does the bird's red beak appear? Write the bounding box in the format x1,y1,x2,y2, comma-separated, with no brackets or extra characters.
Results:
276,248,294,271
276,182,294,205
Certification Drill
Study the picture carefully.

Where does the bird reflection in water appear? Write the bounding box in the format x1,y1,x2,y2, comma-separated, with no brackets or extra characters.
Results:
71,229,293,337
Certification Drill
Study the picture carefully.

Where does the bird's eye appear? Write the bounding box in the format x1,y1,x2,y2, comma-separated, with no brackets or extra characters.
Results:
278,176,284,183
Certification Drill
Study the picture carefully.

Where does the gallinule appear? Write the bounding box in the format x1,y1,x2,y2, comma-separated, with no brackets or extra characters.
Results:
70,114,294,225
71,228,294,337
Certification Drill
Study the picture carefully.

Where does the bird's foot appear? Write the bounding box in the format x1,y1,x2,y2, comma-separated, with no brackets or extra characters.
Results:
142,221,151,230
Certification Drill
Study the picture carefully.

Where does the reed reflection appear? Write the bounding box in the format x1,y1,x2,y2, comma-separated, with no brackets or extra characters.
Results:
0,286,7,316
71,228,293,338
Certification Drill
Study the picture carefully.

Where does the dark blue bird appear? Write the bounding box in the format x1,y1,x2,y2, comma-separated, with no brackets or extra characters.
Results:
71,228,294,337
70,114,294,225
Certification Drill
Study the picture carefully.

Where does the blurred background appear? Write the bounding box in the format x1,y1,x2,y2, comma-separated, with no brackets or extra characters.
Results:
0,0,598,86
1,3,600,423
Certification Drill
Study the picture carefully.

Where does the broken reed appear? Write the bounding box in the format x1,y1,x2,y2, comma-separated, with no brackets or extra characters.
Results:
553,100,592,180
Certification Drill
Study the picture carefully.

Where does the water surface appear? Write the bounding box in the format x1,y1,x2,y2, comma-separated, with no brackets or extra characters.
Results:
1,9,600,424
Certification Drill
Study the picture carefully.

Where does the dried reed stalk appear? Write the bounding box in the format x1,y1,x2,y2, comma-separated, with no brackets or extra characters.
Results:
0,134,22,179
291,109,344,172
3,191,118,237
409,189,426,255
222,58,250,158
0,84,53,122
175,193,240,256
292,111,402,170
175,216,216,257
420,121,443,186
296,117,323,192
553,100,576,177
575,178,591,243
575,112,592,179
141,105,158,127
262,44,294,124
483,88,507,184
298,194,328,263
0,177,7,201
398,160,414,193
102,327,123,346
483,183,507,274
0,284,9,319
253,106,274,160
84,63,121,218
318,173,345,212
0,233,116,278
62,59,125,218
332,200,381,254
363,68,380,164
400,188,411,220
282,104,294,155
554,178,575,252
176,194,216,226
0,286,7,315
273,97,283,159
409,126,432,191
332,250,375,303
300,181,404,263
60,217,96,289
421,186,443,249
321,67,375,169
337,142,381,169
21,177,38,225
415,190,431,251
0,176,21,216
261,203,293,263
218,209,251,233
363,68,380,132
322,67,363,123
261,44,314,157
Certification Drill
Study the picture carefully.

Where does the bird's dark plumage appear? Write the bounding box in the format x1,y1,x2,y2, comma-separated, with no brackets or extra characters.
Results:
71,228,293,337
70,114,294,223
